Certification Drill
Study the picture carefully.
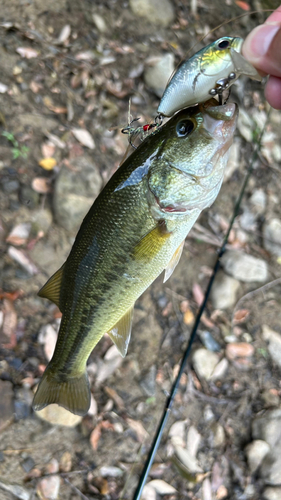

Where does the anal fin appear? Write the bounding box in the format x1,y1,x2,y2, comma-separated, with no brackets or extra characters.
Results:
107,306,134,357
164,240,184,283
38,264,65,310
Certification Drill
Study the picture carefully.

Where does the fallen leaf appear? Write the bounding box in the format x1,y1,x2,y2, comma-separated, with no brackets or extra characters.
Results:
6,223,31,246
39,158,57,170
192,283,204,306
60,452,72,473
235,0,250,10
87,394,98,416
16,47,38,58
127,418,148,442
104,386,125,410
32,177,52,194
72,128,95,149
90,423,102,451
8,246,38,275
183,307,194,325
146,479,177,495
57,24,71,44
2,299,17,346
233,309,250,324
226,342,254,360
41,142,55,158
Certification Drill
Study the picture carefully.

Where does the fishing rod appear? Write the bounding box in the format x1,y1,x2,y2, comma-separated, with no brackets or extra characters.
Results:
132,111,270,500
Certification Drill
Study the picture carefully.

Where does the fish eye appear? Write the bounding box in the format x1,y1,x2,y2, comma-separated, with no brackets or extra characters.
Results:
217,39,230,50
176,119,195,137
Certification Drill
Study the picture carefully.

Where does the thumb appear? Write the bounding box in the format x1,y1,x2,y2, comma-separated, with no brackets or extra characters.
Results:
242,20,281,77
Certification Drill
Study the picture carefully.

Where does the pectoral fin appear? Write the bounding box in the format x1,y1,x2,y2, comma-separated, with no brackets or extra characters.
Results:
230,49,263,81
164,240,185,283
133,221,171,262
107,306,134,357
38,264,65,309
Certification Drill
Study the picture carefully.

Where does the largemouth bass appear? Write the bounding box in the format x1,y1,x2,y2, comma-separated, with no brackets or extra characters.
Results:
158,36,261,117
33,99,238,416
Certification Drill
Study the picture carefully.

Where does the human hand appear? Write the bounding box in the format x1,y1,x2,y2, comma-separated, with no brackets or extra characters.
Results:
242,6,281,109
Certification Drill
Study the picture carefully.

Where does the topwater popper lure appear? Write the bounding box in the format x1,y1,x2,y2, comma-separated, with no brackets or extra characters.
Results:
33,98,238,416
157,36,262,117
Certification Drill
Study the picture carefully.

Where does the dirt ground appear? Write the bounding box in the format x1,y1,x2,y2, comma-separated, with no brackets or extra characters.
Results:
0,1,281,499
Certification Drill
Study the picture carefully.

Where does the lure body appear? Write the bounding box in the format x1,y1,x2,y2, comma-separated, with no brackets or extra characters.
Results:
33,99,238,416
158,36,261,117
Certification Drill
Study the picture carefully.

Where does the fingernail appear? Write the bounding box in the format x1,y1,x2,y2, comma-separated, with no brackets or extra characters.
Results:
249,24,280,57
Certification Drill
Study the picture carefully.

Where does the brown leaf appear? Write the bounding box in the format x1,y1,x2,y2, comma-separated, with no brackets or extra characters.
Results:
192,283,204,307
183,307,194,326
226,342,254,360
41,141,55,158
233,309,250,324
8,246,38,275
90,423,102,451
2,299,17,346
32,177,52,194
126,418,148,443
104,386,125,410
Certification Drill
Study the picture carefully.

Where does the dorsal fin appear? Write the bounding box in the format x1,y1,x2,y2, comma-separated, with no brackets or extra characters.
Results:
38,264,65,310
107,306,134,357
164,240,184,283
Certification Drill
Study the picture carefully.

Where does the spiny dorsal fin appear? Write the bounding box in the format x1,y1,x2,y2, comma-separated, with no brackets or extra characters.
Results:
107,306,134,357
230,48,262,81
164,240,185,283
38,264,65,310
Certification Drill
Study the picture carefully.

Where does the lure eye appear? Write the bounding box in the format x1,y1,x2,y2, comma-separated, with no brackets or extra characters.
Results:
217,39,230,50
176,119,194,137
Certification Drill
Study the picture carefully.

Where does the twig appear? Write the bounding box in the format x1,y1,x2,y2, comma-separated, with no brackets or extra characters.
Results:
63,477,89,500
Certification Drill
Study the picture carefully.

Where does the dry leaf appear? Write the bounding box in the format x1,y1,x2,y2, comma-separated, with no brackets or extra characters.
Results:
32,177,52,194
235,0,250,10
192,283,204,306
72,128,95,149
127,418,148,442
41,141,55,158
57,24,71,44
16,47,38,58
6,223,31,246
87,394,98,416
8,246,38,275
90,423,102,451
39,157,57,170
233,309,250,324
146,480,177,495
60,452,72,473
45,133,66,149
226,342,254,360
2,299,17,346
183,307,194,325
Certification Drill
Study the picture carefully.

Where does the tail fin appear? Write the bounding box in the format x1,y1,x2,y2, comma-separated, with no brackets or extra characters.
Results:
32,367,91,417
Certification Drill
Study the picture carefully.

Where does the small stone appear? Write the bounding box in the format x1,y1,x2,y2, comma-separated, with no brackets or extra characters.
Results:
21,457,36,473
263,486,281,500
129,0,175,27
140,365,156,396
226,342,254,360
174,445,203,475
0,380,14,427
221,250,268,283
210,271,240,309
169,420,186,448
252,409,281,448
31,209,53,235
192,348,219,380
146,479,177,495
20,185,40,209
208,422,225,448
260,442,281,485
262,325,281,369
37,474,60,500
35,404,82,427
263,219,281,257
261,389,280,408
249,189,267,215
59,452,72,473
186,425,201,457
210,358,229,381
54,157,102,232
2,179,20,193
99,466,123,477
245,440,270,473
144,53,175,98
92,13,107,33
199,330,221,352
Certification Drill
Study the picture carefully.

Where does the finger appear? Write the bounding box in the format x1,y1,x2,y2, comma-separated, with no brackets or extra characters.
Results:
265,4,281,24
242,14,281,77
264,76,281,109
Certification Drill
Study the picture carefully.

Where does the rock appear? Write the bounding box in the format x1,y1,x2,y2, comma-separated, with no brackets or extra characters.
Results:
261,389,280,408
129,0,175,27
146,480,177,495
210,270,240,309
245,440,270,473
140,365,156,396
221,250,268,283
0,380,14,427
0,479,31,500
252,409,281,448
174,445,203,475
249,189,267,215
35,404,83,427
53,157,102,232
260,442,281,485
18,113,58,132
263,486,281,500
210,358,229,381
186,425,201,457
99,466,123,477
192,348,219,380
199,330,221,352
208,422,225,448
226,342,254,360
262,325,281,369
31,209,53,235
20,185,40,209
263,219,281,257
144,53,175,98
239,207,257,232
169,420,186,448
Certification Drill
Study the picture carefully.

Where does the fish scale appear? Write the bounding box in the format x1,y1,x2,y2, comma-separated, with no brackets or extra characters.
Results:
33,99,238,416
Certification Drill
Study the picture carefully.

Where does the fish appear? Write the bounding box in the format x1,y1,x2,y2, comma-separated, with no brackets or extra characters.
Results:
157,36,262,117
32,98,238,416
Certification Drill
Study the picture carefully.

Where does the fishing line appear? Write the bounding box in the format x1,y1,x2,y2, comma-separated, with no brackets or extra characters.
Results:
132,110,271,500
